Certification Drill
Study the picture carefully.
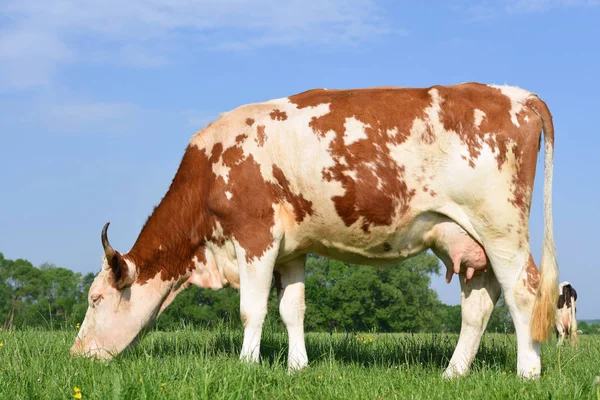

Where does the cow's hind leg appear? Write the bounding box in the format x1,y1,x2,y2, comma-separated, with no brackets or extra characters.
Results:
276,256,308,371
485,245,541,379
556,324,565,347
235,241,280,364
443,269,501,379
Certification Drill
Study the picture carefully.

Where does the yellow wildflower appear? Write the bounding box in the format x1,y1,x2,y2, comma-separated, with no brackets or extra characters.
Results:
76,323,80,329
369,338,373,343
0,343,3,347
339,376,342,380
74,387,81,393
318,376,322,380
74,393,82,399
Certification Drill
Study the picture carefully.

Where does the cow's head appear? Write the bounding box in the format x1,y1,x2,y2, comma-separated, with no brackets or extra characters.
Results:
70,223,221,360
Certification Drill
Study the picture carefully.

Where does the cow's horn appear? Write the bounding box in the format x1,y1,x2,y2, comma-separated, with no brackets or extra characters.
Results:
101,222,115,259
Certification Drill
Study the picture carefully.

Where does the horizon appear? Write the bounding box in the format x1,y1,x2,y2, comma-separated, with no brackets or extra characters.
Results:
1,1,599,319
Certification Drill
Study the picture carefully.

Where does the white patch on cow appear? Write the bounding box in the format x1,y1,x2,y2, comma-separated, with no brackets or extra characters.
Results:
410,88,443,143
343,169,358,181
524,115,530,123
72,270,170,359
265,97,290,104
343,116,369,145
212,155,231,184
473,109,486,128
225,191,233,200
488,84,532,127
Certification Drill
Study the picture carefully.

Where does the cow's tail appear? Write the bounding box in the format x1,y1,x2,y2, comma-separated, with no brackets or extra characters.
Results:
526,95,560,343
569,298,579,346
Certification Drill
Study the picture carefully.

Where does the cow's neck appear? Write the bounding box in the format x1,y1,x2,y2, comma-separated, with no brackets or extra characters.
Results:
126,145,214,285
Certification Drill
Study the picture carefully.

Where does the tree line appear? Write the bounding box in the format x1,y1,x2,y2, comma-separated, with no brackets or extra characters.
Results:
2,251,594,335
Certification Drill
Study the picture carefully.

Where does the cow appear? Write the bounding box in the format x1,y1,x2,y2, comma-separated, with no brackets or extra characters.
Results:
555,281,578,346
71,82,559,379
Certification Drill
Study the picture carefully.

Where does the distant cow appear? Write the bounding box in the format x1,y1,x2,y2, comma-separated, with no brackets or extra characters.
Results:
71,82,559,380
556,281,578,346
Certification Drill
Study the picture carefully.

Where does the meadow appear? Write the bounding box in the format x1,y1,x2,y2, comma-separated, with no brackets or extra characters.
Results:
0,323,598,400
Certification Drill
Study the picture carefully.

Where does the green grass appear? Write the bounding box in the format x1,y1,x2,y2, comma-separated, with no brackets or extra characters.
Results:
0,325,599,399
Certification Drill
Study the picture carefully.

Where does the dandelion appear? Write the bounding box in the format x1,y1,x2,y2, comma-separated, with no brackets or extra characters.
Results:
74,387,81,393
73,386,82,399
160,383,166,391
369,337,373,343
139,378,143,383
0,343,3,347
339,376,342,380
318,376,322,380
76,323,80,329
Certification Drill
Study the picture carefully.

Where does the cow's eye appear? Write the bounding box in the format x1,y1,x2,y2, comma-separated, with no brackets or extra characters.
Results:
91,294,103,306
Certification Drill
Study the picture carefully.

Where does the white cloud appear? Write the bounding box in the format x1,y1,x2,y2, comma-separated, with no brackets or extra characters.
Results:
0,0,392,90
461,0,598,20
505,0,598,13
0,27,73,89
42,101,142,134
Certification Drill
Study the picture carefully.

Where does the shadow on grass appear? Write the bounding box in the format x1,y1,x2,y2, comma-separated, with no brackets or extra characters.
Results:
133,324,514,371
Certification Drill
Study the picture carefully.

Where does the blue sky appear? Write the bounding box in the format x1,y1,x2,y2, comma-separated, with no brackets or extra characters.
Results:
1,0,599,319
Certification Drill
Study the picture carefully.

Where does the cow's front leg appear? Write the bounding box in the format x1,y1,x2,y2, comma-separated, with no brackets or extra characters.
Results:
235,242,279,364
276,256,308,371
443,269,501,379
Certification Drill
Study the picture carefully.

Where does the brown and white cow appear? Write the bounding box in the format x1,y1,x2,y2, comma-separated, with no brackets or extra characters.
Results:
555,281,578,346
71,82,559,379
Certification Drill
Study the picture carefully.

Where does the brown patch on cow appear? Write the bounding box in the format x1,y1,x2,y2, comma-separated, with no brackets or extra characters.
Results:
273,270,283,298
270,109,288,121
210,143,223,163
435,83,544,222
272,165,313,222
222,145,244,166
255,125,266,147
235,134,247,144
246,118,255,126
429,190,437,197
205,151,314,262
289,88,431,232
525,254,540,295
126,146,217,284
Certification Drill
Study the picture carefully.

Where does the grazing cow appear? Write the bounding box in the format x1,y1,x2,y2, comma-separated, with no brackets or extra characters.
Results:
71,82,559,379
555,281,578,346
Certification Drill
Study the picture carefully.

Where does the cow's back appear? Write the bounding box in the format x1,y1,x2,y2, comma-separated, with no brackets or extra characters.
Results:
190,83,544,261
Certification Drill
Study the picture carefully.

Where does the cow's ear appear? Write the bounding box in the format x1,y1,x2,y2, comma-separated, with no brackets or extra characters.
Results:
107,252,136,289
572,288,578,301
